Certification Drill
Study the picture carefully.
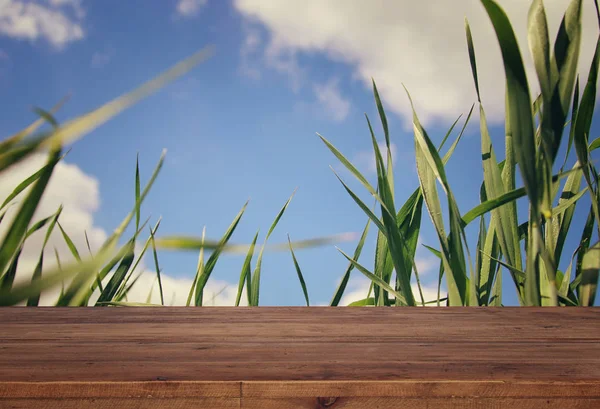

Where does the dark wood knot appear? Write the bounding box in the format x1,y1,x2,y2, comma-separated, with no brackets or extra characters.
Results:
316,397,338,408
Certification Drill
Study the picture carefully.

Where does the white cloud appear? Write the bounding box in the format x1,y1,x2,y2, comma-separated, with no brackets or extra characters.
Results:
239,27,262,80
0,153,240,306
91,47,114,69
234,0,599,127
313,78,350,122
0,0,85,48
176,0,207,17
119,272,246,306
339,276,442,306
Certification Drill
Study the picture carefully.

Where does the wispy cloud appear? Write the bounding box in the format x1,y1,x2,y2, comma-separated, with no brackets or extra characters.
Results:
234,0,598,128
91,47,114,69
239,27,262,80
352,141,397,174
0,0,86,49
339,276,443,307
176,0,207,18
313,79,350,122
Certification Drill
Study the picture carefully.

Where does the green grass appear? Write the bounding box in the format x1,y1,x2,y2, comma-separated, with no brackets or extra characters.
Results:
0,0,598,307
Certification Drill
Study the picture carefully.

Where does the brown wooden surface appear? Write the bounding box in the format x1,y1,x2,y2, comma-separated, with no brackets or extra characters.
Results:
0,307,599,408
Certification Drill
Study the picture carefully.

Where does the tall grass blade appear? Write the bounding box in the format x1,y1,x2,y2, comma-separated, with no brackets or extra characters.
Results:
251,191,296,306
288,235,310,306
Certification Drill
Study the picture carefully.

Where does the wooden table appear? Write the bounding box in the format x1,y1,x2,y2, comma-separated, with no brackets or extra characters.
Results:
0,307,598,408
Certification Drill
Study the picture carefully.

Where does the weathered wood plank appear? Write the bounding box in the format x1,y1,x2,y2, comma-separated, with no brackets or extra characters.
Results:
0,307,598,408
242,397,600,409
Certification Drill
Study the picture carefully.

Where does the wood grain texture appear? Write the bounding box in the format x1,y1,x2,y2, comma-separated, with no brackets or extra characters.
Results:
0,307,598,408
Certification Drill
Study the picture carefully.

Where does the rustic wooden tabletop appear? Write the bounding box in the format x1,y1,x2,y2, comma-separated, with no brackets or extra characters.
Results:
0,307,598,408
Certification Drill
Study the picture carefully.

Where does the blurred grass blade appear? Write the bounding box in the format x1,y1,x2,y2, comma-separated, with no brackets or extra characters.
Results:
0,243,121,306
39,47,213,151
57,221,81,262
580,241,600,306
0,148,61,277
288,234,310,306
0,95,68,155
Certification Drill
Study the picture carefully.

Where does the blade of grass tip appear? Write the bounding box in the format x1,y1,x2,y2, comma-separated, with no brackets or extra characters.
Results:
481,0,539,212
102,150,165,254
372,79,395,200
465,18,482,103
187,226,206,307
0,95,69,155
439,113,464,153
196,202,248,307
84,230,93,256
39,47,213,152
562,77,580,171
580,241,600,306
57,221,81,262
551,0,583,155
288,234,310,306
330,217,370,306
467,15,523,279
442,104,474,166
528,0,552,105
318,133,384,203
235,230,258,307
146,277,156,304
251,190,296,306
149,221,164,306
336,247,407,305
0,148,61,277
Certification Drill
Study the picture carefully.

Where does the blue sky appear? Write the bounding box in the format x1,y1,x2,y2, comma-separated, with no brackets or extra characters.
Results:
0,0,598,306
